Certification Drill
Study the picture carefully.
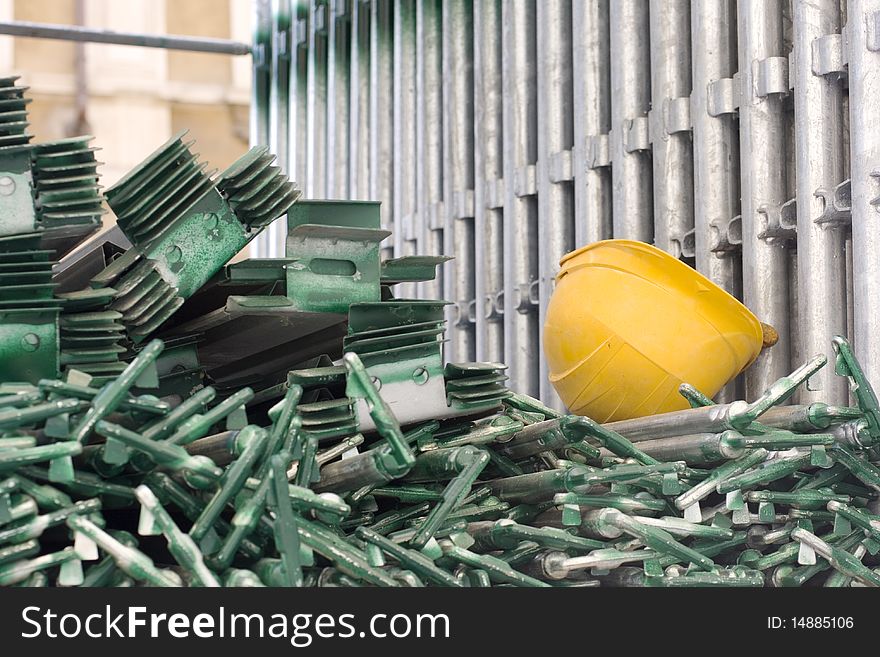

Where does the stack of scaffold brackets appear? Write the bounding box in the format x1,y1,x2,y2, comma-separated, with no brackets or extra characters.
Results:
286,299,511,434
94,132,299,344
42,133,299,394
0,77,105,384
162,200,391,402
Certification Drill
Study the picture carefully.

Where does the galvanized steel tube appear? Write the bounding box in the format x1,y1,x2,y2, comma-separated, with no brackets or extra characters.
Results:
609,0,652,241
501,0,539,398
326,0,350,199
536,0,573,408
393,0,418,299
415,0,444,300
442,0,476,363
571,0,612,246
369,0,394,256
266,0,291,259
689,0,741,297
349,0,371,201
792,0,847,405
473,0,505,363
250,0,272,258
306,0,328,199
848,0,880,389
737,0,791,397
292,5,309,204
649,0,693,258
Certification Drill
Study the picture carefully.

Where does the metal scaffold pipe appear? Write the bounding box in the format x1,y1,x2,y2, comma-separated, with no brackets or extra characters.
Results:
649,0,693,259
0,20,251,55
792,0,847,405
501,0,539,399
737,0,792,398
609,0,652,242
848,0,880,390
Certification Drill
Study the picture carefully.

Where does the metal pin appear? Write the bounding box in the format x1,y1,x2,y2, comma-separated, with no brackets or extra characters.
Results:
189,425,267,544
0,398,85,431
134,485,219,587
0,546,81,586
409,447,489,550
266,452,303,587
81,531,139,587
0,498,100,545
0,441,82,472
829,444,880,489
164,387,254,446
716,453,812,494
535,548,658,580
826,500,880,545
293,515,398,587
604,508,715,571
600,430,746,465
95,421,222,488
0,540,40,567
746,489,849,510
439,541,550,587
469,518,605,552
741,431,835,450
70,339,163,444
38,378,169,417
67,514,180,587
629,515,735,540
790,527,880,587
831,336,880,445
356,526,461,587
141,386,217,442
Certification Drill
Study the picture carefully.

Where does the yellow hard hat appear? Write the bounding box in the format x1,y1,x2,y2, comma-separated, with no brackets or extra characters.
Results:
543,239,764,422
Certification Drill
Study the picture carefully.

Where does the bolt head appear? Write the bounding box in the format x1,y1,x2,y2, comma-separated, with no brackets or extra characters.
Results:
21,332,40,351
0,176,15,196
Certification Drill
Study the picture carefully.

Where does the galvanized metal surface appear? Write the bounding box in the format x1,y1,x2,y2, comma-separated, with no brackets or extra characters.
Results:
0,20,252,55
253,0,876,409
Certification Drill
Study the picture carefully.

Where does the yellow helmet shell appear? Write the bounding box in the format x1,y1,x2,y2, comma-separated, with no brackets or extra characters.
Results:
543,239,763,422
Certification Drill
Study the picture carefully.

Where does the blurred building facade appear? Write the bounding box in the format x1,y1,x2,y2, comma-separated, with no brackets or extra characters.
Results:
0,0,251,194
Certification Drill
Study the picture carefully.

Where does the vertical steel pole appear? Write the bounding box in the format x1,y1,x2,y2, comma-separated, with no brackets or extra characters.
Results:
267,0,291,257
536,0,573,407
501,0,539,397
326,0,350,199
292,8,309,204
473,0,504,363
393,0,417,297
415,0,444,300
792,0,847,404
349,0,371,200
649,0,693,258
690,0,741,297
442,0,476,362
609,0,652,242
250,0,273,257
306,0,328,199
846,234,854,359
572,0,612,247
848,0,880,387
737,0,791,397
251,0,272,150
370,0,394,259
